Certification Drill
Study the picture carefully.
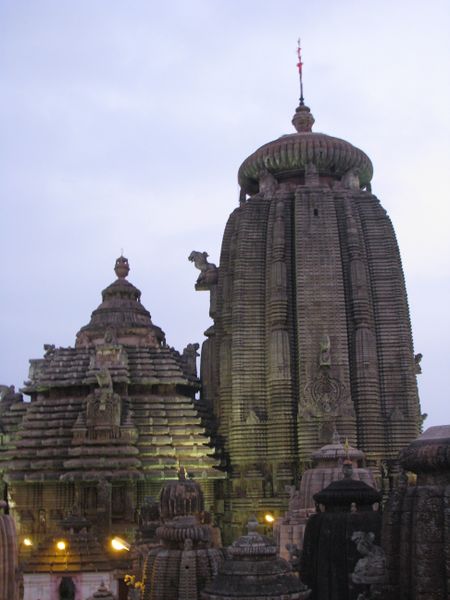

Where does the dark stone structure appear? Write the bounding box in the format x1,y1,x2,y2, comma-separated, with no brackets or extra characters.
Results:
141,468,223,600
275,433,376,560
195,99,421,536
300,462,383,599
0,500,20,600
201,516,310,600
0,257,223,576
382,426,450,600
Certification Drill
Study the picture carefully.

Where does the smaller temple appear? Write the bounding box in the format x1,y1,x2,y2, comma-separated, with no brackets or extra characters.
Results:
141,468,223,599
0,256,224,599
201,516,311,600
300,460,383,600
275,433,376,560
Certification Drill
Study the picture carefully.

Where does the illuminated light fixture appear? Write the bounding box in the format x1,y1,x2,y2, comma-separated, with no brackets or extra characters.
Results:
111,536,130,551
56,540,67,551
23,538,33,547
264,513,275,524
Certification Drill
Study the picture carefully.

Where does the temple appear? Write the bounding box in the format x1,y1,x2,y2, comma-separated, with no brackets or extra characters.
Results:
0,256,223,598
196,97,421,536
0,54,443,600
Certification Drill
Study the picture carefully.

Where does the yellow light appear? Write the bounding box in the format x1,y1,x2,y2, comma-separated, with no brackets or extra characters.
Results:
111,536,130,551
264,513,275,524
23,538,33,547
56,540,66,551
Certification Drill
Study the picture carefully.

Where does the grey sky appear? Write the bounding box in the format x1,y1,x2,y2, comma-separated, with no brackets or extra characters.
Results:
1,1,449,428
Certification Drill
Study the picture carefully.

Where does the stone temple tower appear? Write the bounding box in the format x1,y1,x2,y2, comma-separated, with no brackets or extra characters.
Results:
197,98,421,535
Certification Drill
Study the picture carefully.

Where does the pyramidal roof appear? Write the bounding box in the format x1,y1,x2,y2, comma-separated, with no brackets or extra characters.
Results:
4,258,223,484
76,255,165,349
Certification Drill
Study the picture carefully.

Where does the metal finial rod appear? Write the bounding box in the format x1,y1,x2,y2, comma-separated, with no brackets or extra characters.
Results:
297,38,304,106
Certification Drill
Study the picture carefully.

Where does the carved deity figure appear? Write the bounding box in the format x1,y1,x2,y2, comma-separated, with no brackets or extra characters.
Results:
182,343,200,377
86,368,121,433
342,168,360,190
258,166,278,194
319,335,331,367
188,251,218,286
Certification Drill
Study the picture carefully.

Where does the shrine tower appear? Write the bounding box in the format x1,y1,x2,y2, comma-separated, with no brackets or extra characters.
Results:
196,91,421,536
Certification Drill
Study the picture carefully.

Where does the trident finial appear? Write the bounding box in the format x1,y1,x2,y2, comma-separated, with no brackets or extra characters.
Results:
297,38,304,106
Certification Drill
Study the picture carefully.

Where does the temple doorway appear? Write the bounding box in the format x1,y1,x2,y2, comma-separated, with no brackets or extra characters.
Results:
59,576,75,600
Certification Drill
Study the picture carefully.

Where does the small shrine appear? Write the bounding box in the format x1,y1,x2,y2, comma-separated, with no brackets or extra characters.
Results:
141,468,223,599
275,433,376,559
201,516,311,600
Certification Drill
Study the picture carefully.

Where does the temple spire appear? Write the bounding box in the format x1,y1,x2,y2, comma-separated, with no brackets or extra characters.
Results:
297,38,304,106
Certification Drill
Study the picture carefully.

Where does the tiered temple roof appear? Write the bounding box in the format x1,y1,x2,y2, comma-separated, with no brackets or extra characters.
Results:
2,257,223,556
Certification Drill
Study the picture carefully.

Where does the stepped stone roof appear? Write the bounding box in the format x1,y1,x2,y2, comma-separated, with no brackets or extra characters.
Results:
4,257,222,484
238,104,373,194
201,517,310,599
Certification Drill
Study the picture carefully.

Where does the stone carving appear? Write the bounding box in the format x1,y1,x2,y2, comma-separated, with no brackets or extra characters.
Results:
43,343,56,357
305,162,319,185
301,369,353,418
342,168,360,190
414,352,422,374
103,328,118,345
319,335,331,366
181,343,200,377
351,531,386,585
0,385,22,407
86,368,121,433
351,531,386,599
258,166,278,194
188,250,218,287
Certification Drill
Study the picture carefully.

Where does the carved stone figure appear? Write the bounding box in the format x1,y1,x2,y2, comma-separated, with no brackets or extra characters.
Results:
188,251,218,287
43,343,56,357
351,531,386,585
258,166,278,194
342,168,360,190
86,368,121,432
319,335,331,367
182,343,200,377
414,352,422,374
0,385,22,408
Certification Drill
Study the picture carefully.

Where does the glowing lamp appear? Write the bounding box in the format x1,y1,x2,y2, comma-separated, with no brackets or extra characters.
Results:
56,540,66,551
264,513,275,524
111,536,130,551
23,538,33,547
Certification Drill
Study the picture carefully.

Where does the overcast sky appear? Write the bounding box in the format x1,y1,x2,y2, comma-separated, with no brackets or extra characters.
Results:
1,1,449,429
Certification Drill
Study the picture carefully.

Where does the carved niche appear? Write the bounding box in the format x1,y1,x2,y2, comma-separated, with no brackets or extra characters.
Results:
299,335,354,419
85,368,121,437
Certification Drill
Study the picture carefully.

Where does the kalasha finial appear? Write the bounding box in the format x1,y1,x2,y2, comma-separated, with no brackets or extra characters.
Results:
114,255,130,279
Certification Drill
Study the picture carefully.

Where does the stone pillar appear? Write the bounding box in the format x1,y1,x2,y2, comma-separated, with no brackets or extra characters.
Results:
381,425,450,600
0,501,20,600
